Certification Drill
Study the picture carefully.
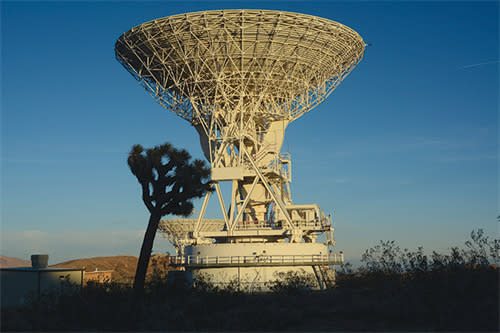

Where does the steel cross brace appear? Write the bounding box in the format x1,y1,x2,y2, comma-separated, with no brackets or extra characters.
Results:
241,145,296,233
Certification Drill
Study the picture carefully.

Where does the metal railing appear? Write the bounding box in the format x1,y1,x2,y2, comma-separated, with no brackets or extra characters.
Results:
290,219,330,228
234,218,330,230
234,221,279,230
168,253,344,267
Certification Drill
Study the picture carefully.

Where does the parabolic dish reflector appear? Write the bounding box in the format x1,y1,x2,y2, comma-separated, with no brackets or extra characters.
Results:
115,9,365,123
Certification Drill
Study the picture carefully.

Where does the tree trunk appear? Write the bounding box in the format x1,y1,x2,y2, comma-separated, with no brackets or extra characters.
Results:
133,211,161,296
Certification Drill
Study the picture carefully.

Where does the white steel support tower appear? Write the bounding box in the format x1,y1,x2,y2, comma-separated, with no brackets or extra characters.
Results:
116,9,365,290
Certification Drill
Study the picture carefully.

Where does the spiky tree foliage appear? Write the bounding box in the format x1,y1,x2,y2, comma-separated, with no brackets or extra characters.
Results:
128,142,211,293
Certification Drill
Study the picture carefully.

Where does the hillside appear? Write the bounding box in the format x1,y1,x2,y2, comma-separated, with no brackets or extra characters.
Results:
0,255,31,268
51,254,174,283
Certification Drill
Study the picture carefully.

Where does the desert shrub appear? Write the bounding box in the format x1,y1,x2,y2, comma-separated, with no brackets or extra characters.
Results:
267,269,316,294
464,229,499,265
338,228,499,291
192,273,241,294
361,240,404,274
401,246,429,274
2,229,498,331
359,229,498,274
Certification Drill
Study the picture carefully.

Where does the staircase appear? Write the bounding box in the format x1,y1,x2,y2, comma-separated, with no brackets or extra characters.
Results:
313,265,336,289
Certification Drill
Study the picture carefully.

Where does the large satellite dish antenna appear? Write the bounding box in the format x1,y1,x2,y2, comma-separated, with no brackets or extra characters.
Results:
116,9,364,290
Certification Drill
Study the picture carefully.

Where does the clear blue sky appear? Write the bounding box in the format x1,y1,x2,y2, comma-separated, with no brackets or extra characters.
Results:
1,1,498,264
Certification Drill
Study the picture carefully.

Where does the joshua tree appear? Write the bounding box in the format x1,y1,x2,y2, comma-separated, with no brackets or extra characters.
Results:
128,142,211,294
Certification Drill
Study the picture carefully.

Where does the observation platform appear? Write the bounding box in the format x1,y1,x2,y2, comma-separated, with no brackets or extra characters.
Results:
168,253,344,268
160,218,331,241
197,219,331,238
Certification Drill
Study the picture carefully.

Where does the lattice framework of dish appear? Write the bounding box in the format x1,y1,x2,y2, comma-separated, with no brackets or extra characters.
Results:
158,219,226,247
115,9,365,128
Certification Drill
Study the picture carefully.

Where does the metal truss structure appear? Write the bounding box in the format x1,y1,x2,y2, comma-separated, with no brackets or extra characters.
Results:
116,9,365,255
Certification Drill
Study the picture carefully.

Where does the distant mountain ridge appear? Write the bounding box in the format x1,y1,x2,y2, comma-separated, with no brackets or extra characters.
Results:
0,254,173,282
51,255,139,282
0,255,31,268
51,254,173,283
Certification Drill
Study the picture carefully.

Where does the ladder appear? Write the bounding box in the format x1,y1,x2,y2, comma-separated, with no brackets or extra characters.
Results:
315,265,335,289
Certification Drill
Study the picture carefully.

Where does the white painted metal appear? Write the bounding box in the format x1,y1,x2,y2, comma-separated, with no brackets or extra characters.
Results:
181,243,338,291
116,9,364,288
